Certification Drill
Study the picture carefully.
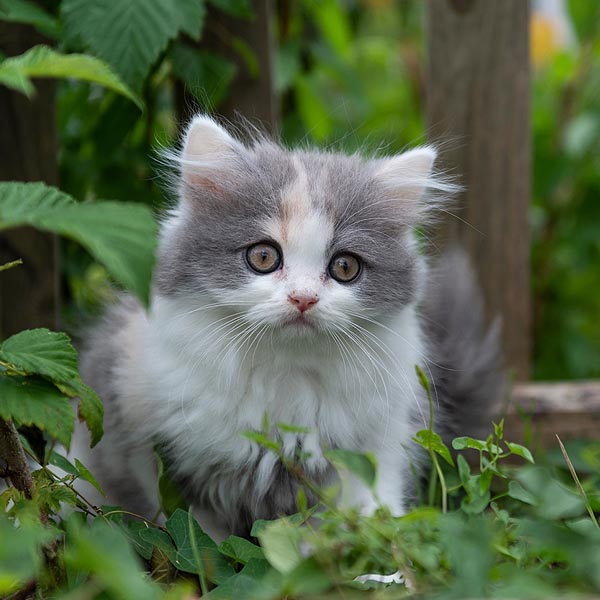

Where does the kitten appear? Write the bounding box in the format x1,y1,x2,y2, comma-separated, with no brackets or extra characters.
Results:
75,115,503,540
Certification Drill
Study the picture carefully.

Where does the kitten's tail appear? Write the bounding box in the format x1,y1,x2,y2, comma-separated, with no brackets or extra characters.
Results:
421,247,506,441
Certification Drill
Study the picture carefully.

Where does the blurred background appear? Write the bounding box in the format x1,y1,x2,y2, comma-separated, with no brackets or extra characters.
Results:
1,0,599,382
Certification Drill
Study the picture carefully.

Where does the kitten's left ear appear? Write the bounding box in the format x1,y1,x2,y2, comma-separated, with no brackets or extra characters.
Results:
179,115,244,187
374,147,437,204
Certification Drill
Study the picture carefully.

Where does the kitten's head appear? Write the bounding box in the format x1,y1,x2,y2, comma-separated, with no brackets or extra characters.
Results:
157,116,451,340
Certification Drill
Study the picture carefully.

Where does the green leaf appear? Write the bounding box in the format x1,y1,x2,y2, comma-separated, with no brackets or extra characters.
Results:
48,451,80,476
0,45,140,107
413,429,455,466
219,536,265,564
155,446,188,517
258,519,302,574
61,0,185,92
241,430,281,451
505,441,535,464
74,459,104,496
0,0,60,37
175,0,206,40
324,448,377,488
65,517,161,600
0,329,79,383
0,182,157,305
507,480,538,506
165,509,234,584
0,328,104,446
138,527,176,561
203,559,271,599
0,376,74,448
414,364,432,395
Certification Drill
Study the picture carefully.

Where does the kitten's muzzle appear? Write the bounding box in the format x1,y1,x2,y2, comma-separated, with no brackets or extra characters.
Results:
287,292,319,313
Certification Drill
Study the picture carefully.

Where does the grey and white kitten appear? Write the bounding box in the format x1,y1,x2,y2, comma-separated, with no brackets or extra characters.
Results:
75,115,503,540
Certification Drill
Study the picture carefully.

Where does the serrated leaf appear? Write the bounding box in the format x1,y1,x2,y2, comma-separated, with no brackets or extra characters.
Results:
505,441,535,464
61,0,182,92
0,328,79,383
165,509,234,583
0,0,59,37
56,378,104,447
324,448,377,488
0,45,140,106
0,182,157,305
413,429,454,466
0,376,74,448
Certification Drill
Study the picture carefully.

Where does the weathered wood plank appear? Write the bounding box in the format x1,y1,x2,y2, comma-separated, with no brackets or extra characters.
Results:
425,0,531,380
505,381,600,449
0,23,59,338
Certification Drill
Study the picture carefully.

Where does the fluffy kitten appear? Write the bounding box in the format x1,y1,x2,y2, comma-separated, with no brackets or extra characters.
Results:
75,115,503,539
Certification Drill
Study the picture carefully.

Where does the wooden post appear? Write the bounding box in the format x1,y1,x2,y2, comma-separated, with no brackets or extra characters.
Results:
425,0,531,380
176,0,278,133
0,23,59,338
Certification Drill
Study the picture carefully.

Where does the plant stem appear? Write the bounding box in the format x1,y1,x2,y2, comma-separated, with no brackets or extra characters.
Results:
0,258,23,272
0,418,33,498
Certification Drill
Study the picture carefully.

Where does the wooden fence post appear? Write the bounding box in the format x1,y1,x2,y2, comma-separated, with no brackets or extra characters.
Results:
0,23,59,338
425,0,531,380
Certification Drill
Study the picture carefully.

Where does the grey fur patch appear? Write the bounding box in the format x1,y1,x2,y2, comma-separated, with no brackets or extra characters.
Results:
420,248,505,441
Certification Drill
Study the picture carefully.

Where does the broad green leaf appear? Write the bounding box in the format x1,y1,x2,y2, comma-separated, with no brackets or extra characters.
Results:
258,519,302,574
138,527,177,561
48,451,80,477
219,536,265,564
0,182,157,305
0,45,140,107
175,0,206,40
165,509,234,583
203,559,271,599
0,328,104,446
0,376,74,448
0,0,59,37
507,480,538,506
505,442,535,464
324,448,377,488
0,329,79,383
61,0,195,92
413,429,455,466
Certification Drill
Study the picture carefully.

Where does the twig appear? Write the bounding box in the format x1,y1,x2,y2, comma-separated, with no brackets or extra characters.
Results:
0,258,23,273
556,435,599,529
0,419,33,498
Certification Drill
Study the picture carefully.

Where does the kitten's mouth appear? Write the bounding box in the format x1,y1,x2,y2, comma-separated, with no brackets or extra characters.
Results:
283,314,316,329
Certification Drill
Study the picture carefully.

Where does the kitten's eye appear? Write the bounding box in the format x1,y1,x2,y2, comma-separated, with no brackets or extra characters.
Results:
246,242,282,274
328,253,361,283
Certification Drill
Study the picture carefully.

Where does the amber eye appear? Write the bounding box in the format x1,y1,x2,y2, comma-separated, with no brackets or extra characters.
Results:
246,242,282,274
328,253,361,283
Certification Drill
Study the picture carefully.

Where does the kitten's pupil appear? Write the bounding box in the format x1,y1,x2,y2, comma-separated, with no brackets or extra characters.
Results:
329,253,361,283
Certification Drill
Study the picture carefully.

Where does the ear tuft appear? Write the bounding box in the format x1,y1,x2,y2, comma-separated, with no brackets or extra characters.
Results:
179,115,242,186
375,147,437,203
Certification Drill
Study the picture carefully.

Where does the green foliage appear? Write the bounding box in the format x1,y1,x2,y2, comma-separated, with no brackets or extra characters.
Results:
61,0,205,92
0,45,140,106
0,181,157,305
0,328,102,447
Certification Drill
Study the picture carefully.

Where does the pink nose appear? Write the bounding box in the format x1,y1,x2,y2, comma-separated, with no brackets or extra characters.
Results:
288,293,319,313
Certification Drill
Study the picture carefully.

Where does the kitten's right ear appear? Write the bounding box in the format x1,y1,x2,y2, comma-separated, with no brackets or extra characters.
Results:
180,115,242,186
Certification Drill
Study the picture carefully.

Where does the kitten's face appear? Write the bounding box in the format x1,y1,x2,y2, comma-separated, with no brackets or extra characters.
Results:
157,116,438,340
